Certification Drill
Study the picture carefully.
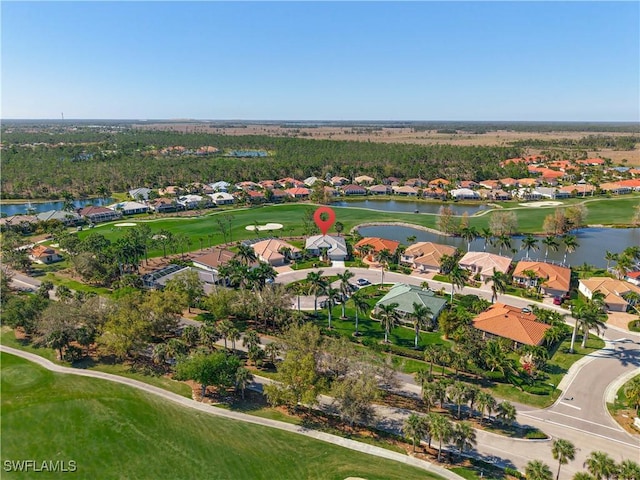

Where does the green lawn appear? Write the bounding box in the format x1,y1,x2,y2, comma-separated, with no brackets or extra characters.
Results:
1,353,441,480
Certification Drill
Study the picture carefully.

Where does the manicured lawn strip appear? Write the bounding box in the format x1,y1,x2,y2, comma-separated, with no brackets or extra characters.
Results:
42,272,113,296
1,353,440,480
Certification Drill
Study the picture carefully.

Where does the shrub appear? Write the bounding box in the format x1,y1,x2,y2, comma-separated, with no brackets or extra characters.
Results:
504,467,523,478
524,430,548,440
629,320,640,333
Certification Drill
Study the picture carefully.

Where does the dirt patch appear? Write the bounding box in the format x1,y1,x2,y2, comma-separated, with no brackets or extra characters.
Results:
611,408,640,436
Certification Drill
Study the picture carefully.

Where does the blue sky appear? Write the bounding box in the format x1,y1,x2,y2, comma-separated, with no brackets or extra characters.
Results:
2,1,638,121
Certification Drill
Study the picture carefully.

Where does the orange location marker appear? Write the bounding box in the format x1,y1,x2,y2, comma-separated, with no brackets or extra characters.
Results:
313,206,336,235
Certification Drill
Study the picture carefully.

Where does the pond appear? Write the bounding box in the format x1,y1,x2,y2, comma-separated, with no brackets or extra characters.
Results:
357,225,640,269
0,198,114,216
331,199,491,216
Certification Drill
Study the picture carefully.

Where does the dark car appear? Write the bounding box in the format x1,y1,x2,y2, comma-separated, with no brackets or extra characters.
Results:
553,296,563,305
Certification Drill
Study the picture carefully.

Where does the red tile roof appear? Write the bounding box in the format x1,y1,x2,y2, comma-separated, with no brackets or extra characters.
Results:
355,237,400,254
473,303,551,346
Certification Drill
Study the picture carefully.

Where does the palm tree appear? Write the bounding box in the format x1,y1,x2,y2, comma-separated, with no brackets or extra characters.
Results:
623,377,640,416
235,367,253,400
337,269,355,318
228,327,241,351
495,234,512,256
351,291,370,337
264,342,280,365
447,380,467,419
584,451,618,480
552,439,576,480
306,270,328,315
521,234,539,260
358,243,373,261
617,460,640,480
424,344,442,376
475,391,496,424
403,413,428,452
485,268,510,303
542,236,560,262
235,244,257,265
422,382,438,413
526,460,553,480
604,250,618,271
375,248,394,285
181,325,199,348
496,401,517,427
429,413,453,462
573,473,595,480
324,286,341,329
460,226,479,252
452,421,476,458
561,235,579,266
614,254,634,280
448,264,470,301
572,296,607,349
377,302,400,343
410,301,433,349
480,228,493,252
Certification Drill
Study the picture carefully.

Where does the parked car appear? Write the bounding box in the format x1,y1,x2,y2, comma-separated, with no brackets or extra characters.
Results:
553,296,563,305
356,278,371,286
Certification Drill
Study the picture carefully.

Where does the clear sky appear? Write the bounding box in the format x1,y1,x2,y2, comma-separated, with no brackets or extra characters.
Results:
2,1,639,121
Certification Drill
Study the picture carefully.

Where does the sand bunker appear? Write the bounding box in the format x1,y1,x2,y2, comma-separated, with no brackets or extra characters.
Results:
518,201,562,208
245,223,284,231
114,222,137,227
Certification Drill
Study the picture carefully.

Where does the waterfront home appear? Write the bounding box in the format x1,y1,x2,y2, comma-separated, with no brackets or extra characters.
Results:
599,182,632,195
330,176,350,187
354,237,400,258
285,187,311,199
305,235,348,261
392,185,418,196
368,184,392,195
35,209,82,225
428,178,450,188
405,178,428,187
459,251,512,282
559,183,596,196
374,283,447,324
578,277,640,312
401,242,457,273
0,214,38,232
450,188,480,200
29,245,62,264
512,261,571,297
459,180,479,189
354,175,375,185
250,238,301,266
423,187,447,200
208,192,235,205
129,187,151,201
342,184,367,196
107,201,149,215
78,205,123,223
472,303,551,348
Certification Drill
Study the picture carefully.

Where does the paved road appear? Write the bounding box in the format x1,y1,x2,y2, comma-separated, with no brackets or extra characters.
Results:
0,345,462,480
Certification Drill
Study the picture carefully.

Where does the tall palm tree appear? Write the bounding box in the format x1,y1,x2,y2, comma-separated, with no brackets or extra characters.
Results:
485,268,510,303
452,421,476,458
496,401,517,427
235,244,257,265
542,235,560,262
306,270,328,315
324,286,341,329
475,391,496,424
552,439,576,480
561,235,579,266
377,302,400,343
572,296,607,349
614,254,634,280
375,248,394,285
351,291,369,336
618,459,640,480
358,243,373,261
234,367,253,400
448,264,470,301
403,413,428,453
584,451,618,480
604,250,618,271
526,460,553,480
480,228,493,252
410,301,432,349
521,234,539,260
337,269,355,318
424,344,443,376
447,380,468,419
460,226,479,252
429,413,453,462
495,234,512,256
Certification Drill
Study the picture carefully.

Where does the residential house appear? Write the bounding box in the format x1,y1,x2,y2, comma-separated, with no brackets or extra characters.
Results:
354,175,375,185
243,190,265,203
512,261,571,297
304,176,320,186
177,194,210,209
578,277,640,312
625,271,640,287
575,158,605,167
599,182,632,195
423,187,447,200
286,187,311,199
142,265,215,292
0,214,38,232
259,180,279,190
459,180,479,189
278,177,305,188
450,188,480,200
368,184,392,195
192,248,236,276
354,237,400,258
459,251,512,282
536,187,571,199
330,176,350,187
374,284,447,324
405,178,428,187
517,178,540,188
107,201,149,215
78,206,123,223
479,180,500,190
559,184,596,197
208,192,235,205
249,239,301,266
392,185,418,196
236,181,261,191
305,235,348,261
401,242,457,273
36,210,82,225
270,189,289,202
158,186,180,196
383,177,401,186
209,181,230,192
129,187,151,201
342,184,367,196
614,179,640,191
472,303,551,348
487,189,512,201
428,178,450,189
29,245,62,264
516,188,543,201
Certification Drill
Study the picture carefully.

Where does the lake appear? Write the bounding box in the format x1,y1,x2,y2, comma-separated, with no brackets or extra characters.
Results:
357,225,640,269
331,199,490,215
0,198,114,216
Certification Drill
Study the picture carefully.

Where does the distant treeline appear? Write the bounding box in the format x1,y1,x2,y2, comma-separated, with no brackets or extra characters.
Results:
0,129,527,199
510,135,640,151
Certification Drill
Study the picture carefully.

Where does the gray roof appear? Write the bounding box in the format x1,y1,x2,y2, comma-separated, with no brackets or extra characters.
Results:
129,187,151,200
375,283,447,319
305,235,348,257
35,210,81,222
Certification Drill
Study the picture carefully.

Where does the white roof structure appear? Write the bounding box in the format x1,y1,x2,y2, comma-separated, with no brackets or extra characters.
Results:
209,181,231,191
305,235,348,260
304,176,319,186
459,251,512,277
450,188,480,199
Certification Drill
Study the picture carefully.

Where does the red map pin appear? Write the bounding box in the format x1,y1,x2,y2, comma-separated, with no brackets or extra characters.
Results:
313,206,336,235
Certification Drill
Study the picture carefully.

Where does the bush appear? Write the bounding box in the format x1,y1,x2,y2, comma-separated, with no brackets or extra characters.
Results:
524,430,548,440
629,320,640,333
523,385,551,395
504,467,523,478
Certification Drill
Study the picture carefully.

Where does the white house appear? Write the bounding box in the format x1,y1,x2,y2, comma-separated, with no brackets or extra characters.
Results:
107,201,149,215
208,192,235,205
209,181,230,192
450,188,480,200
129,187,151,201
305,235,348,261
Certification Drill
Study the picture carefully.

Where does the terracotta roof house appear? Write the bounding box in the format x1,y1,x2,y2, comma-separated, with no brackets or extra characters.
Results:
354,237,401,257
342,184,367,196
459,180,479,189
324,186,338,197
528,167,565,180
158,186,180,196
192,248,236,274
615,179,640,191
428,178,450,188
148,198,183,213
375,284,447,324
236,181,261,191
354,175,375,185
629,168,640,176
450,188,480,200
305,235,348,261
392,185,419,196
512,261,571,297
259,180,279,190
208,192,235,205
423,187,447,199
599,182,632,195
472,303,551,348
499,178,519,188
479,180,500,190
330,176,350,186
401,242,457,273
251,239,301,266
548,161,572,171
383,177,401,186
270,189,288,201
30,245,62,264
625,271,640,287
405,178,428,187
517,178,540,187
459,252,512,281
487,189,512,201
575,158,605,166
368,184,392,195
578,277,640,312
278,177,305,188
559,184,596,196
286,187,311,199
245,190,266,203
78,206,123,223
